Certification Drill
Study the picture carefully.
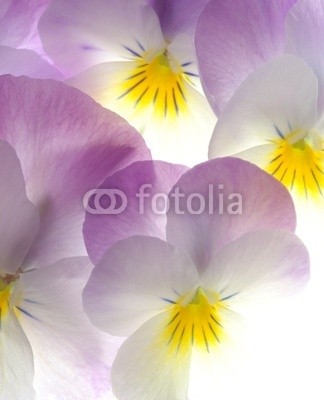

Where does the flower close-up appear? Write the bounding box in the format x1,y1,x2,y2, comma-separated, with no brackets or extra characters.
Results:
83,158,309,400
38,0,216,165
0,0,322,398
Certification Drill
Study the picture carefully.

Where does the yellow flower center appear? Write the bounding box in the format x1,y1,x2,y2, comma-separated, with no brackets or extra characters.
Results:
161,287,226,356
266,129,324,200
118,46,195,121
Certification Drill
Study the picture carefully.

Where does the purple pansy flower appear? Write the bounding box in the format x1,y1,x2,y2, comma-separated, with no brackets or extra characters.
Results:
83,158,309,400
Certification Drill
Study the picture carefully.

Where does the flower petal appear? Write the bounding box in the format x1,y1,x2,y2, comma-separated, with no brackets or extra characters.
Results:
0,75,150,268
166,157,296,272
83,160,187,264
195,0,297,115
39,0,165,76
0,311,35,399
202,230,310,310
111,312,191,400
19,257,118,399
285,0,324,110
149,0,209,38
0,0,48,47
68,59,216,165
83,236,199,336
0,46,63,80
0,140,39,274
209,55,318,158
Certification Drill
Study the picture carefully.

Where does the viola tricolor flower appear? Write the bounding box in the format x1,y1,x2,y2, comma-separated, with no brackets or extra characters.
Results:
0,75,149,398
38,0,216,165
83,158,309,400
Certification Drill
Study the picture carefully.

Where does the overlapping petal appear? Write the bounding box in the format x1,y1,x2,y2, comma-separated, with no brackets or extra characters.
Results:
0,75,150,268
166,157,297,272
202,230,310,310
196,0,297,115
83,161,187,264
20,257,118,400
39,0,164,76
285,0,324,111
0,46,63,79
0,140,39,274
83,236,199,337
0,0,48,47
209,55,318,158
149,0,209,38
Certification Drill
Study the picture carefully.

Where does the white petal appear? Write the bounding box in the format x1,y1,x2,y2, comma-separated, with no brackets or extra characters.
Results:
201,230,310,312
19,257,118,399
0,311,35,399
209,55,318,158
83,236,199,336
112,312,191,400
68,61,216,166
39,0,165,76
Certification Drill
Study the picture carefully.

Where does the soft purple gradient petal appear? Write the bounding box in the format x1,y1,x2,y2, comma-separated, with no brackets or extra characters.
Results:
202,229,310,307
166,158,297,273
209,55,318,158
285,0,324,111
0,75,150,268
20,257,119,399
196,0,296,115
0,46,63,79
83,236,199,337
0,140,40,274
149,0,209,38
39,0,164,76
83,160,187,264
0,0,49,47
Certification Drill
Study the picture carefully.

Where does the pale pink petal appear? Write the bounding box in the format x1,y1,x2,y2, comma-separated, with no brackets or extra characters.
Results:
83,160,187,264
0,75,150,268
166,157,296,272
0,46,63,79
202,230,310,310
285,0,324,110
0,140,39,274
196,0,297,115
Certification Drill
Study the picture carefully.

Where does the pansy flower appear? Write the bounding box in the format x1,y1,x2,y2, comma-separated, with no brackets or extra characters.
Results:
38,0,216,165
196,0,324,264
83,158,309,400
0,75,149,398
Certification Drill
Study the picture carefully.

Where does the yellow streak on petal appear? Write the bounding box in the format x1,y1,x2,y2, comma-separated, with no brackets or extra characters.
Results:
161,288,226,357
266,130,324,200
0,281,13,318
